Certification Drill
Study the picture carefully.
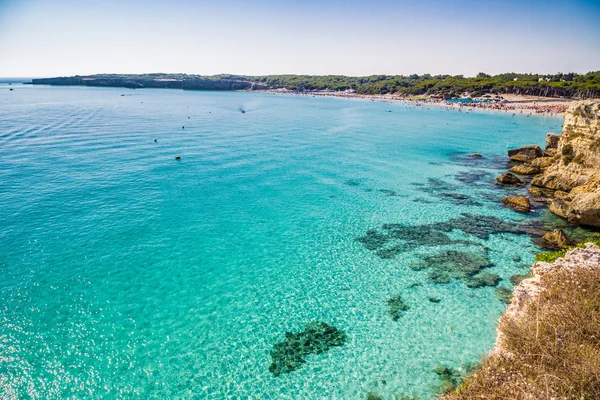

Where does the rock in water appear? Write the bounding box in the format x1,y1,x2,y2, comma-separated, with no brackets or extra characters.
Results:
540,229,570,249
502,196,532,213
508,145,543,162
496,173,523,185
468,153,483,158
269,322,347,376
509,164,541,175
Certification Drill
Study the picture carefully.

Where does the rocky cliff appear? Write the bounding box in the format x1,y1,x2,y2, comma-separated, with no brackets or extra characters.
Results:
497,243,600,351
524,101,600,226
441,243,600,399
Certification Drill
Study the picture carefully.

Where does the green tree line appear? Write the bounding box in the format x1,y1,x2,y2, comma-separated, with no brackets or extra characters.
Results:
33,71,600,99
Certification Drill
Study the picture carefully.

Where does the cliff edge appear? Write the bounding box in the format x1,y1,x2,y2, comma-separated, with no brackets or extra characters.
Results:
441,243,600,399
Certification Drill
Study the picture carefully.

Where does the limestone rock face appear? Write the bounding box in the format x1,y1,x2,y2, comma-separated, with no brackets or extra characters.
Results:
494,243,600,354
508,145,543,163
545,133,560,149
496,172,523,185
530,156,554,169
531,101,600,225
501,196,531,213
566,190,600,226
509,164,540,175
549,198,570,218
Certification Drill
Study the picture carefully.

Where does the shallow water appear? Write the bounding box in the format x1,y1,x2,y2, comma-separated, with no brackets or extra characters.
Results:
0,85,562,399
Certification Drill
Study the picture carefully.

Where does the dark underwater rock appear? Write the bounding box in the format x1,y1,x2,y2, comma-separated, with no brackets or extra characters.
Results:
510,274,529,286
434,365,462,393
378,189,398,196
440,192,484,206
464,271,502,288
495,286,513,304
448,153,510,170
356,213,544,260
425,177,460,192
387,294,410,320
454,169,493,184
356,229,390,251
269,322,347,376
436,214,538,240
376,244,410,259
414,249,496,287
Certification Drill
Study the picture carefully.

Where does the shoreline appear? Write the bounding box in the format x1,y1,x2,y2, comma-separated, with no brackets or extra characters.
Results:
262,90,577,118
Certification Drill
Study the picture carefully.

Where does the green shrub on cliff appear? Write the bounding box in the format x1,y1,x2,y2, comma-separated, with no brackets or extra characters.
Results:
535,235,600,263
440,264,600,399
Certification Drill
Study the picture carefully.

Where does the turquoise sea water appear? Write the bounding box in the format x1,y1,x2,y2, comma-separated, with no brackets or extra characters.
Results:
0,85,562,399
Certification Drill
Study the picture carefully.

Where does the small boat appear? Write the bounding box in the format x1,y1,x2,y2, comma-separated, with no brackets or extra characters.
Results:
175,156,181,160
241,109,246,113
9,88,14,91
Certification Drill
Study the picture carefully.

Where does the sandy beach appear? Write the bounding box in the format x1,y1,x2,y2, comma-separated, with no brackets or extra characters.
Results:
264,89,593,117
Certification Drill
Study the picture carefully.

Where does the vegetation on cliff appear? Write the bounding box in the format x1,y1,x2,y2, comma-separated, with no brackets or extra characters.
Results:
440,245,600,400
535,234,600,263
31,71,600,98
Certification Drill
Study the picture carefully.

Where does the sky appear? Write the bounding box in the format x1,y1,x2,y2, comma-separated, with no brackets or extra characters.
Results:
0,0,599,78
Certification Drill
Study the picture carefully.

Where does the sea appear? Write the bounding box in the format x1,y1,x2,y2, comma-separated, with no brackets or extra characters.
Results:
0,83,564,399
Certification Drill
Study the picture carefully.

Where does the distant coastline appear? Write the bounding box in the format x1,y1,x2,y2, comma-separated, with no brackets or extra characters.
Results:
30,71,600,100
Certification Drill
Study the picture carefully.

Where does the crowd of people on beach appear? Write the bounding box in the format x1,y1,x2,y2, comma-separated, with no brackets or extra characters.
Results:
441,99,569,115
266,89,570,117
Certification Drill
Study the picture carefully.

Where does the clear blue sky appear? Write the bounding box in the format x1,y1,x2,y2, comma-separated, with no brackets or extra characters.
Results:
0,0,599,77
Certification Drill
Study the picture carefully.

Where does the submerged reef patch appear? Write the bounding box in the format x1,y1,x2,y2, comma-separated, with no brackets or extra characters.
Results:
387,294,410,320
356,213,542,260
439,192,483,206
454,169,493,184
411,249,500,288
495,286,513,304
344,180,361,187
448,153,510,170
269,322,347,376
378,189,399,197
434,365,463,393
